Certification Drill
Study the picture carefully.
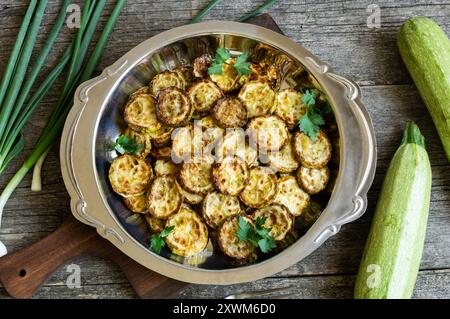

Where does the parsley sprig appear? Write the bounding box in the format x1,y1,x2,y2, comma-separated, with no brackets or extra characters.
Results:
236,216,277,253
111,134,143,155
150,226,175,254
299,89,325,140
207,48,252,76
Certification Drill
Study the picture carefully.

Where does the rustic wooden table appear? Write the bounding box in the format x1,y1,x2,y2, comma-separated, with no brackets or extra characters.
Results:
0,0,449,299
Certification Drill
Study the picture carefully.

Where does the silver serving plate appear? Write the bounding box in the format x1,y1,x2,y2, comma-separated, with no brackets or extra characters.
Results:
60,21,376,285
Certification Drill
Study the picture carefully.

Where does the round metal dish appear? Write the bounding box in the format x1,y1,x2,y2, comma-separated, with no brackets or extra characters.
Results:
60,21,376,285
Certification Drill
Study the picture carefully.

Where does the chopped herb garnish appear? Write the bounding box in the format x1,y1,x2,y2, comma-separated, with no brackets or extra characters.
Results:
236,216,276,253
112,134,143,155
299,89,325,140
207,48,252,76
150,226,175,254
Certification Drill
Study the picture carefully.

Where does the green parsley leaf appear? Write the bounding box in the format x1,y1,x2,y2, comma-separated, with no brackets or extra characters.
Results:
236,216,276,253
150,226,175,254
207,63,223,75
301,89,319,106
299,110,324,140
216,48,231,62
233,52,252,76
112,134,143,155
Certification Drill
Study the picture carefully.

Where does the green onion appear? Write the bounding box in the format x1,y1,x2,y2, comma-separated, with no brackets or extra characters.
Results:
238,0,278,22
0,0,126,227
190,0,221,24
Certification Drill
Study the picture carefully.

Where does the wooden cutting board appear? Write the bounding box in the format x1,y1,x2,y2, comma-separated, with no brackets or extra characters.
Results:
0,13,282,299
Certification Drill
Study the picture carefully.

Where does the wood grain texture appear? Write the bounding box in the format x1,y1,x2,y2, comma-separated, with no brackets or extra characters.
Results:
0,0,450,298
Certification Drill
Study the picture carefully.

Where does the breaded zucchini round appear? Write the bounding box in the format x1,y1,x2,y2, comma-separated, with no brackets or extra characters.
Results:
123,194,148,213
192,54,212,78
156,87,192,127
216,130,258,167
273,176,309,217
109,154,153,197
174,66,194,86
212,96,248,128
147,176,182,218
123,127,152,158
171,125,203,161
175,180,204,205
210,63,239,92
147,125,173,148
239,167,278,208
275,89,307,129
198,116,224,150
202,191,242,229
218,215,255,260
267,134,299,173
252,205,293,241
241,64,280,90
238,80,276,117
165,207,209,257
248,115,289,152
296,166,330,195
124,94,162,132
144,215,166,234
179,157,214,194
293,131,332,168
154,159,178,176
150,70,185,96
187,79,223,114
212,156,249,196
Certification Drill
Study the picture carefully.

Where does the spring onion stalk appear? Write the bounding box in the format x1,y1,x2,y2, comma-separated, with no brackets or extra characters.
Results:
0,0,48,140
238,0,278,22
190,0,221,24
0,1,37,109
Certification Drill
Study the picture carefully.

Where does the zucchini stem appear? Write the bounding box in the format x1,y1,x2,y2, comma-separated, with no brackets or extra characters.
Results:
401,121,425,148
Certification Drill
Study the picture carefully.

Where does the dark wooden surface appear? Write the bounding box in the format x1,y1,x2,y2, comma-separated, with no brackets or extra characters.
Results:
0,0,449,299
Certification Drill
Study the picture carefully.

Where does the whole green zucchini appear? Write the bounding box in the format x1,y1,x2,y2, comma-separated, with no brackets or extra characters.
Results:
354,122,432,299
397,17,450,162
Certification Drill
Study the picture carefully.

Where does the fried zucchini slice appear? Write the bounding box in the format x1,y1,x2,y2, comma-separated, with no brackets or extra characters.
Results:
273,176,309,217
202,191,242,229
175,180,204,205
212,96,248,128
144,215,166,234
218,215,255,260
296,166,330,194
239,166,278,208
216,130,258,167
123,194,148,213
179,156,214,194
147,124,173,148
267,134,299,173
171,125,202,161
238,80,276,117
187,79,223,114
192,54,212,78
154,159,178,176
156,87,192,127
248,115,289,152
109,154,153,197
275,89,307,129
165,206,209,257
240,63,280,90
150,146,172,159
174,66,194,86
150,70,185,96
198,116,225,151
212,156,249,196
123,127,152,158
124,94,162,132
293,131,332,168
210,62,239,92
252,204,293,241
147,176,182,218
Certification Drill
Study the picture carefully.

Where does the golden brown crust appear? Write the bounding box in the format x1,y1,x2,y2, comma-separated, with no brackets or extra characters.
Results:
179,157,214,195
238,80,276,117
296,166,330,195
267,134,299,173
247,115,289,152
273,176,309,217
150,70,185,96
212,156,249,196
147,176,182,218
239,166,278,208
275,88,307,129
150,146,172,159
175,180,204,205
123,127,152,158
215,129,258,167
174,66,194,86
192,54,212,78
123,194,148,213
218,215,255,260
209,62,239,92
144,215,166,233
212,96,248,128
252,205,294,241
154,159,179,176
202,191,242,229
187,79,223,114
156,87,192,127
109,154,153,197
293,131,332,168
147,125,174,148
124,94,162,132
